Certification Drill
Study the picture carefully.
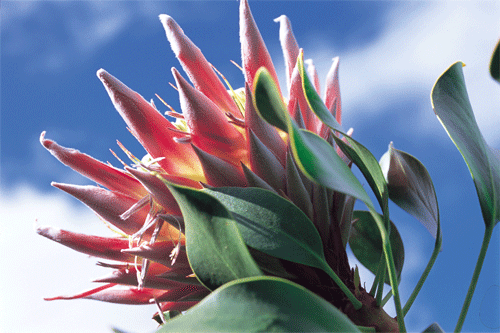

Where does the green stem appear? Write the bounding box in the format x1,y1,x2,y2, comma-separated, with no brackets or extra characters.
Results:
454,225,494,332
369,207,406,332
376,266,386,306
370,256,385,296
323,264,363,310
381,289,393,307
403,231,442,316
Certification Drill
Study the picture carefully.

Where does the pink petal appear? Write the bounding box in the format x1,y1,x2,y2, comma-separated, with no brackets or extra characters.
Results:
160,15,242,118
122,241,189,268
51,182,149,234
96,69,204,180
288,61,319,133
171,67,246,164
324,57,342,124
244,83,286,166
191,144,247,188
274,15,299,92
240,0,281,93
40,132,146,199
248,130,285,192
124,167,181,216
46,284,174,304
93,263,191,290
159,301,198,313
36,225,134,262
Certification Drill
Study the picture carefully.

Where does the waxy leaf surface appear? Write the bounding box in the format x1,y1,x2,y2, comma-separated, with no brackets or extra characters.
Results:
380,143,440,239
349,211,405,284
156,276,361,332
204,187,326,270
432,62,500,227
167,183,262,290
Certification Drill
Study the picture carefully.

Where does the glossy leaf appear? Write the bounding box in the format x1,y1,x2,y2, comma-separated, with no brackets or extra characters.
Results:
432,62,500,227
166,183,262,290
490,39,499,84
204,186,362,309
204,187,324,267
156,276,361,333
349,211,405,284
379,143,440,239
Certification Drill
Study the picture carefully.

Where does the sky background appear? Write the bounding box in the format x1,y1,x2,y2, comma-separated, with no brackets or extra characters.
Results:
1,1,500,332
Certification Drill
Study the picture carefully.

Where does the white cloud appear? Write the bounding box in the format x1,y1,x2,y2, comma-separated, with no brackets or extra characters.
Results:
0,185,158,333
303,2,500,145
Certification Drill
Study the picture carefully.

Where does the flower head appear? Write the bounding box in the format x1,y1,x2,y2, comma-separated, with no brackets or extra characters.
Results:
39,0,351,321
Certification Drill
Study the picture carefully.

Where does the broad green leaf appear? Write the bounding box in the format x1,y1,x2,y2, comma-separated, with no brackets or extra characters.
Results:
204,186,362,309
432,62,500,227
156,276,361,333
490,39,499,84
203,187,325,268
166,183,262,290
379,143,440,239
349,211,404,284
422,322,445,333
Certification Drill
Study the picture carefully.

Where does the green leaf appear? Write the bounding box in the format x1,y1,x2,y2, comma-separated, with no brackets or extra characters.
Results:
252,68,288,132
431,61,500,227
203,187,325,268
156,276,361,333
379,143,440,239
166,183,262,290
204,186,362,309
490,39,500,84
349,211,405,284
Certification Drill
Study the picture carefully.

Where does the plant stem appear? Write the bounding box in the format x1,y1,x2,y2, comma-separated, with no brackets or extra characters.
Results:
454,225,494,332
376,267,386,306
403,230,442,316
323,264,363,310
370,256,385,296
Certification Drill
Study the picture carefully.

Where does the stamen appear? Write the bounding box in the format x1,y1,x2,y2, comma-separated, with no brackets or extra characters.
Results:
230,60,244,72
173,136,192,144
117,140,142,165
165,111,184,119
169,82,179,92
153,298,167,324
167,127,190,135
211,63,246,114
225,112,246,128
120,195,151,220
109,149,128,168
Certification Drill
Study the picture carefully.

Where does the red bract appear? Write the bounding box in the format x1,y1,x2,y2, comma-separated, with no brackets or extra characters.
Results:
39,0,350,321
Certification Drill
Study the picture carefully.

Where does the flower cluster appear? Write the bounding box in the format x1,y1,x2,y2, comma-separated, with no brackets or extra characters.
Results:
38,0,354,321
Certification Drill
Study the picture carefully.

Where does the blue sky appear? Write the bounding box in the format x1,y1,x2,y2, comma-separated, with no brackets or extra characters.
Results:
1,1,499,332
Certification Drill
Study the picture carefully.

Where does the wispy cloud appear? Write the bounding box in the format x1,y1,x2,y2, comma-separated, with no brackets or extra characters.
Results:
0,185,158,333
2,2,180,74
300,2,500,145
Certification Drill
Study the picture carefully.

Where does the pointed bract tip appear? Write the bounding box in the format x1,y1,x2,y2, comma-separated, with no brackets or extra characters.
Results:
273,15,286,23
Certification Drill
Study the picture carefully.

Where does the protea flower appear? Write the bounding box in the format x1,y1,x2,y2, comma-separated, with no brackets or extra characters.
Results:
38,0,392,328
